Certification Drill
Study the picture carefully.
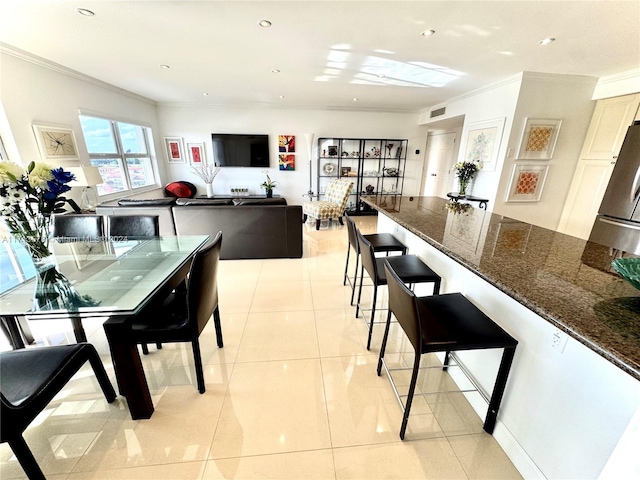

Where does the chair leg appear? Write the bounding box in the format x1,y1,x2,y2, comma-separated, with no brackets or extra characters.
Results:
366,285,378,350
87,348,117,403
8,436,46,480
400,353,422,440
377,310,393,375
141,344,149,355
355,264,365,318
213,305,224,348
443,350,451,371
484,346,517,434
338,217,344,226
192,339,206,394
303,214,307,222
315,219,321,230
156,342,163,350
350,254,360,306
343,246,351,286
433,279,441,295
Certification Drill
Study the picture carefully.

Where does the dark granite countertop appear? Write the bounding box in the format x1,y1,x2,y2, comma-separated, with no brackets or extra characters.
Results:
362,196,640,380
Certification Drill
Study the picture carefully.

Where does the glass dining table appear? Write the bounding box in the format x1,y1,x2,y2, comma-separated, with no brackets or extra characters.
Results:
0,235,209,419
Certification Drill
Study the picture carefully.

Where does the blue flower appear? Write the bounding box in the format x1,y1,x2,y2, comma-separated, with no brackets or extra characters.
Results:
51,167,75,184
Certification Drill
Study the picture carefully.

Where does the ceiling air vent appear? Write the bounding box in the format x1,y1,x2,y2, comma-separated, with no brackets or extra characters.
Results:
430,107,446,118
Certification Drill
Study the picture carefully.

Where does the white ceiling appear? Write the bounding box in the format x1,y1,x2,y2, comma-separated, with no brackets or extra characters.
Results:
1,1,639,113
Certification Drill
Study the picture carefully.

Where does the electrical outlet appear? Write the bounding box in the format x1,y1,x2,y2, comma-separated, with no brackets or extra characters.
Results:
551,328,568,353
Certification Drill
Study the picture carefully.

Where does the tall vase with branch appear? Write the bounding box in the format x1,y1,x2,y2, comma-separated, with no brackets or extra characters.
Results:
0,161,99,310
191,164,221,197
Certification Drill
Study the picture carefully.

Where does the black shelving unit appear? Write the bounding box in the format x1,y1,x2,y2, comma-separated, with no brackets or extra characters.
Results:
317,137,407,215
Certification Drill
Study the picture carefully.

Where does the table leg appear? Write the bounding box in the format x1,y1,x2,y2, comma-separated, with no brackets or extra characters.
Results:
103,316,154,419
71,317,87,343
484,346,517,434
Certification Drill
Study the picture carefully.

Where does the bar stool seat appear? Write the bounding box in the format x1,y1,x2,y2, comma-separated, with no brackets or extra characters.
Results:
344,214,407,305
356,230,441,350
378,260,518,440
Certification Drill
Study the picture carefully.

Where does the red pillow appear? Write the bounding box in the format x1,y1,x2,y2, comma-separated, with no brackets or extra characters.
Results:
164,181,197,198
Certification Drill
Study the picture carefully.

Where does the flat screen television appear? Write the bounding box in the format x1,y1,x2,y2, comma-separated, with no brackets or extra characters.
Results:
211,134,270,167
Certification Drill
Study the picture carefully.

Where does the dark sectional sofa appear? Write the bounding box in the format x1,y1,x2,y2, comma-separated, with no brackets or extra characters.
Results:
96,197,303,260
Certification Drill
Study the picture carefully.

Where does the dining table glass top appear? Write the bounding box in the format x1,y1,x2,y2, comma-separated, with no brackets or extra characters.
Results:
0,235,209,317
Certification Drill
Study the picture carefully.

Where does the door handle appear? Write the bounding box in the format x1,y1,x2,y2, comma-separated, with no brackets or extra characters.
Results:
631,166,640,204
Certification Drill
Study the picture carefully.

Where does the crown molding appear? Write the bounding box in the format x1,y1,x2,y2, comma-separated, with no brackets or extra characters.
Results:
596,68,640,86
157,101,419,115
0,42,157,106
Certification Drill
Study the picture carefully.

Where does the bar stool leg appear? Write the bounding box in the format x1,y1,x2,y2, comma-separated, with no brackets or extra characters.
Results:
400,353,422,440
343,246,351,286
377,310,393,375
350,254,360,306
483,346,516,434
366,284,379,350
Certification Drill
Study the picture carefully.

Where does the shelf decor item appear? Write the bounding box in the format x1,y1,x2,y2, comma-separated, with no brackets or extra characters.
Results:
187,142,205,165
453,160,481,196
191,164,221,197
32,124,79,161
516,118,562,160
0,161,98,310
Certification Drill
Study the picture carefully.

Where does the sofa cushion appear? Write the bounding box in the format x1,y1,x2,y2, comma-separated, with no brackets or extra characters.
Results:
118,198,176,206
232,198,288,206
175,198,234,206
164,181,197,198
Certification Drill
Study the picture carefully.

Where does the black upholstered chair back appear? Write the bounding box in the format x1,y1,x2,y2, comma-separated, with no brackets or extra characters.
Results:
107,215,160,238
345,214,359,253
384,261,422,351
356,229,380,284
187,231,222,336
52,214,104,242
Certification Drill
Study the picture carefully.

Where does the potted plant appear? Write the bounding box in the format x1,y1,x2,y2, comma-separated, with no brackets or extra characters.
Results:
260,172,278,198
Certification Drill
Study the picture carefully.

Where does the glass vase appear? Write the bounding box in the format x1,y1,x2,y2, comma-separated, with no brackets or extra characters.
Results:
458,178,469,196
31,253,99,311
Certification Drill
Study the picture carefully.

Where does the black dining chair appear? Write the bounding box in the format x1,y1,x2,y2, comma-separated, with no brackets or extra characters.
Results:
127,231,224,393
344,213,407,305
378,260,518,439
106,214,160,239
51,214,104,242
0,343,116,480
356,230,441,350
106,214,162,354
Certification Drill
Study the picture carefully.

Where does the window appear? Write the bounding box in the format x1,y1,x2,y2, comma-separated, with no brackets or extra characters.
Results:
79,115,157,196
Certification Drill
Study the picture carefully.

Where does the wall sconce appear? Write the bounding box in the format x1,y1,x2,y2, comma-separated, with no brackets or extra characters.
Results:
67,166,104,212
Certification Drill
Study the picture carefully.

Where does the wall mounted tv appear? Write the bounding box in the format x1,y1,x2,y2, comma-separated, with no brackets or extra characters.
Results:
211,134,270,167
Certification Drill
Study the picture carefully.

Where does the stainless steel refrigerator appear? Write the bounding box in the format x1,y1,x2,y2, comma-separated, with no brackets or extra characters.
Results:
589,121,640,254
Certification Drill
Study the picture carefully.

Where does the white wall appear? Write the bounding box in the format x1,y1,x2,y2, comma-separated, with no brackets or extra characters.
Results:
0,48,163,205
494,73,598,230
156,104,425,203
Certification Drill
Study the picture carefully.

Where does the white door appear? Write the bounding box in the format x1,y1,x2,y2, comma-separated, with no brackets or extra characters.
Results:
421,132,456,198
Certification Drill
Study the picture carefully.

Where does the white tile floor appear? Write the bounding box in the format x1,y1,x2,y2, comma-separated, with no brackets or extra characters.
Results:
0,216,523,479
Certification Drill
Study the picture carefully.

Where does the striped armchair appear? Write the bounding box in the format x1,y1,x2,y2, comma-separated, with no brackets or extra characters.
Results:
303,179,354,230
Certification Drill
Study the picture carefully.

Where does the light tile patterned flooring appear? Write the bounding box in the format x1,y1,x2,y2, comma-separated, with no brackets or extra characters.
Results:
0,216,523,479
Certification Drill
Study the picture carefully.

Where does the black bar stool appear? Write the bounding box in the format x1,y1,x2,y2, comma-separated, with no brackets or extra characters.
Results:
355,230,441,350
344,214,407,305
378,260,518,440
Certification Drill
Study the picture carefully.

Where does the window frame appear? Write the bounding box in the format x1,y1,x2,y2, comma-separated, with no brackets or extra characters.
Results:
78,113,160,201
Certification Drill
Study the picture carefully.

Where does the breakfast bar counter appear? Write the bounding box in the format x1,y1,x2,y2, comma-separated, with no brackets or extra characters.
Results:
362,195,640,380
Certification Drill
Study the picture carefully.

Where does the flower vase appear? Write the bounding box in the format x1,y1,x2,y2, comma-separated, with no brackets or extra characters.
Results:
31,253,99,311
266,189,273,198
205,183,214,198
458,178,470,197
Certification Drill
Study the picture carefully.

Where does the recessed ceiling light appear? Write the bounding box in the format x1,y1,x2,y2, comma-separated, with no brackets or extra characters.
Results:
203,93,209,96
160,64,170,69
376,74,386,78
258,20,272,28
271,69,280,74
279,95,285,99
420,29,436,37
77,8,95,16
539,37,555,45
352,98,358,102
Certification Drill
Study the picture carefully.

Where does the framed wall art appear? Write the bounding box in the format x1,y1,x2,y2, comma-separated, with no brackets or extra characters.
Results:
187,142,205,165
278,135,295,152
32,124,80,161
462,117,505,171
165,137,185,163
505,164,549,202
516,117,562,160
279,154,295,170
